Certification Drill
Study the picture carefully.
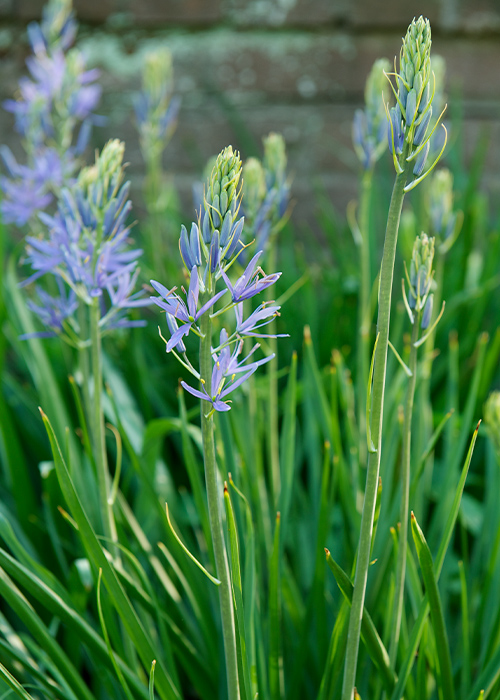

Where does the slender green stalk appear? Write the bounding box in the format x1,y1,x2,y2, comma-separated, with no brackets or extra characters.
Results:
266,244,280,509
356,169,374,471
388,316,419,667
89,299,116,546
342,150,412,700
77,304,92,427
144,150,167,273
199,306,239,700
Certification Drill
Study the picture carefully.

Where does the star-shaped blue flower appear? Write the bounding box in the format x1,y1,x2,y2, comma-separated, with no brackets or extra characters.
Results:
151,267,226,351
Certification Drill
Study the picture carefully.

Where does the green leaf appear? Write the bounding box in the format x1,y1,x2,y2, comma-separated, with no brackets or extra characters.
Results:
0,660,38,700
390,421,479,700
0,568,94,700
224,482,252,700
325,550,396,694
269,512,283,700
40,408,181,700
411,513,454,700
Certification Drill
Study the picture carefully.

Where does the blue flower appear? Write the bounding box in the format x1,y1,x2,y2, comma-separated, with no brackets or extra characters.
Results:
1,145,78,225
20,278,78,339
150,267,226,351
181,328,274,412
235,301,288,338
220,250,281,303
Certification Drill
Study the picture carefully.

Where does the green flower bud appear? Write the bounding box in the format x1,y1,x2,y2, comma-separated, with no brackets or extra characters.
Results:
407,232,435,319
430,55,446,114
143,48,173,105
204,146,242,232
43,0,74,48
428,168,462,251
365,58,391,121
78,139,125,203
263,132,287,188
387,17,447,186
243,157,266,223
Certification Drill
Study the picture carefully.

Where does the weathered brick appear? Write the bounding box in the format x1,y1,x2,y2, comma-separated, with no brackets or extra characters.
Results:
350,0,439,30
455,0,500,33
15,0,221,25
222,0,350,28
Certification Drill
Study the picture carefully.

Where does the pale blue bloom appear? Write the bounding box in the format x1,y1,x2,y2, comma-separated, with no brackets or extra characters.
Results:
181,328,274,412
150,267,226,351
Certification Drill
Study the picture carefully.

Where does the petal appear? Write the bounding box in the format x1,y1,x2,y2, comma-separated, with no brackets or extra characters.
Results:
187,267,199,317
195,288,227,320
166,322,192,352
181,381,209,402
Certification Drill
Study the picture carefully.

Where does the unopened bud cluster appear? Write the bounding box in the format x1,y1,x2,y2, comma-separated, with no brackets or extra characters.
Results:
404,232,435,329
242,133,290,254
134,47,180,160
353,58,391,170
387,16,445,186
428,168,462,252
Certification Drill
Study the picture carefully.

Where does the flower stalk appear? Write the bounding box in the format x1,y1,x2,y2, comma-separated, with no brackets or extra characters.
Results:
342,149,413,700
388,314,419,665
199,304,240,700
89,298,117,547
343,18,443,696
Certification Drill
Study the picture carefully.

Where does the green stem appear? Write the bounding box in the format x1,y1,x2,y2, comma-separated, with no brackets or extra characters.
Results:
266,244,280,510
199,307,239,700
78,304,92,430
388,316,419,668
144,148,166,276
356,169,374,473
89,300,116,546
341,151,412,700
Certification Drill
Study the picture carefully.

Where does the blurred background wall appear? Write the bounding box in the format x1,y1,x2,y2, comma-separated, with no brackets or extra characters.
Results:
1,0,499,229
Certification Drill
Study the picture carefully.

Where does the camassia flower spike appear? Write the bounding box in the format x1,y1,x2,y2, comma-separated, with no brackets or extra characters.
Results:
402,232,445,346
385,16,447,191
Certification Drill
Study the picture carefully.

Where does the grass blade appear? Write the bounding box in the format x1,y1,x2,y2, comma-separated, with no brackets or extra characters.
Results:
411,512,454,700
324,550,396,694
269,512,283,700
390,421,480,700
40,408,182,700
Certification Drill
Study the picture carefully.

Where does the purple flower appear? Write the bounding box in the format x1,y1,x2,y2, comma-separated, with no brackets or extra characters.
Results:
220,250,281,302
179,223,201,271
20,184,140,299
181,328,274,412
150,267,226,351
3,47,101,147
235,301,287,338
0,146,76,225
20,279,78,339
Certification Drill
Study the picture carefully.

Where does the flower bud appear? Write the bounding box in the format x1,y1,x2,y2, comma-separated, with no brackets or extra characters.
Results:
397,17,432,146
243,157,266,223
428,168,459,249
143,48,174,106
354,58,391,170
408,232,435,320
204,145,242,251
263,132,287,188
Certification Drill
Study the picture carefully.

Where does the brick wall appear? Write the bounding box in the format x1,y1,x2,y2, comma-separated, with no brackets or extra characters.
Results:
2,0,500,229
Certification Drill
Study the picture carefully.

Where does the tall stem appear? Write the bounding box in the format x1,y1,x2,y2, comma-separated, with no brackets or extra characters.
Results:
388,316,419,667
265,243,280,510
342,151,412,700
78,304,92,430
356,169,374,472
89,299,116,546
199,307,240,700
